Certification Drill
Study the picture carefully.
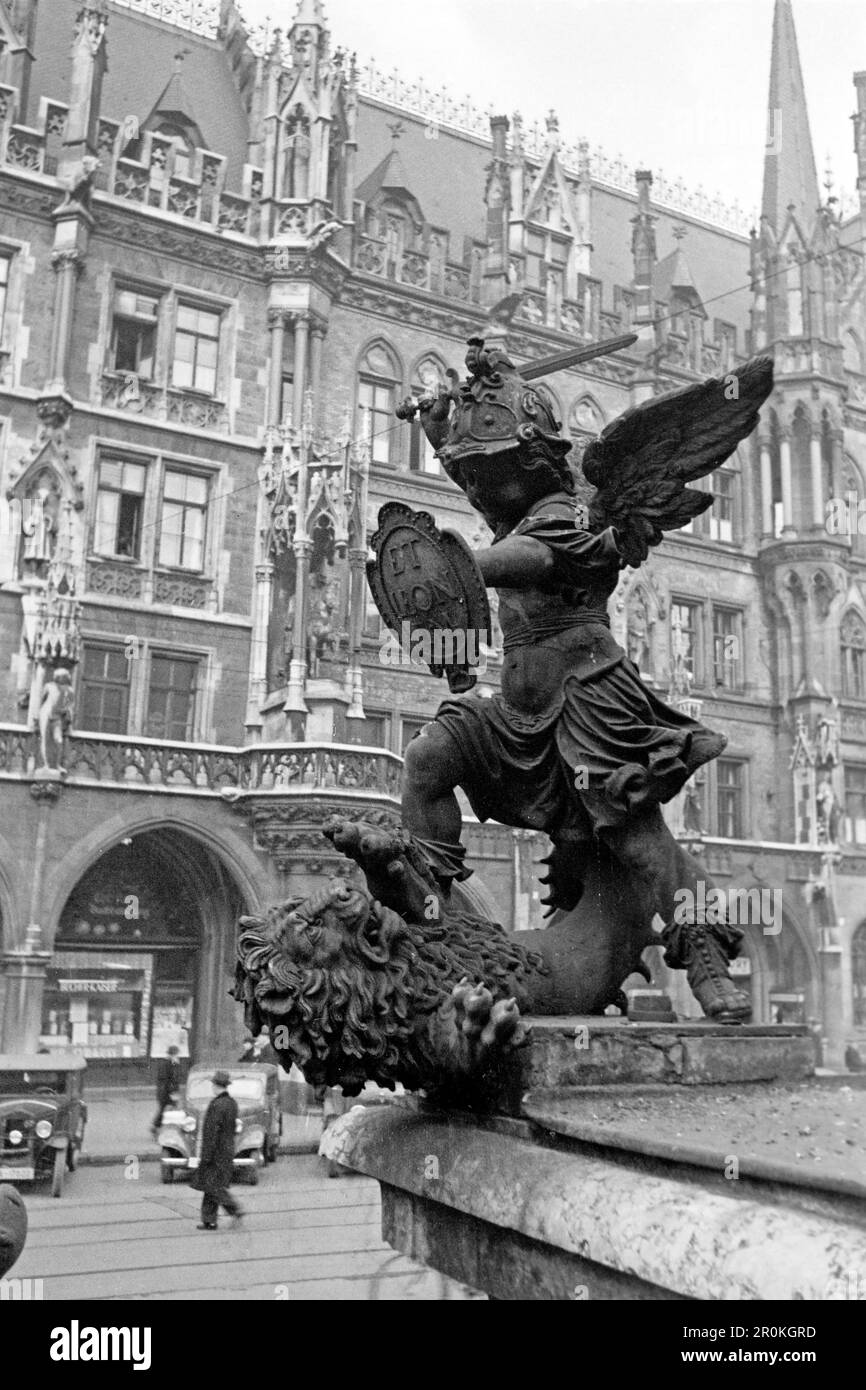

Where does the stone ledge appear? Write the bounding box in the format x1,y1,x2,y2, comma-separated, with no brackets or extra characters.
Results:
488,1018,816,1110
323,1106,866,1301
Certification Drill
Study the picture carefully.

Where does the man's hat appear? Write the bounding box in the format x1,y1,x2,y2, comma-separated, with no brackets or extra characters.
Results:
212,1070,231,1088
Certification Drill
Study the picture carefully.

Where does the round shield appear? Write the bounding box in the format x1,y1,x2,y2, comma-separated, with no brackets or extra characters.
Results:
366,503,491,693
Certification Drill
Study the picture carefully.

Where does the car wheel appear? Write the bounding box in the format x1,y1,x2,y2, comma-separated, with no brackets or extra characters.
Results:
160,1150,175,1184
246,1151,262,1185
51,1146,66,1198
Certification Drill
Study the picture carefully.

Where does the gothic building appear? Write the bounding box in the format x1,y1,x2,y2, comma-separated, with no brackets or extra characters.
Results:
0,0,863,1074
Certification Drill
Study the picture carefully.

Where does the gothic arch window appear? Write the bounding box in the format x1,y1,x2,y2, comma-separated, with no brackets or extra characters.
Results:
785,245,804,337
843,329,864,375
409,355,447,475
841,610,866,699
357,341,401,467
820,409,836,500
853,922,866,1026
281,104,312,200
792,403,812,525
569,394,604,439
769,409,784,538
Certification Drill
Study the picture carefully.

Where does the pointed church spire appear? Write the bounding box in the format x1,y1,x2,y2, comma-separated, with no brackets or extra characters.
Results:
761,0,820,235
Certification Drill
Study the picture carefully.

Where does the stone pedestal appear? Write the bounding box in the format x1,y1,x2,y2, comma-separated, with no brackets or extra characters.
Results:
321,1017,866,1300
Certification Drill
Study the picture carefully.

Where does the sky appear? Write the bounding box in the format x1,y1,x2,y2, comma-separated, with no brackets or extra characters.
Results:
238,0,865,220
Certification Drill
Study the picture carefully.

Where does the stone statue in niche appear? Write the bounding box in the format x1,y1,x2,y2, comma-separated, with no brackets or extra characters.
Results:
625,586,653,675
236,336,776,1096
811,570,836,620
21,484,59,575
682,779,704,835
307,572,341,668
35,668,74,776
815,778,840,844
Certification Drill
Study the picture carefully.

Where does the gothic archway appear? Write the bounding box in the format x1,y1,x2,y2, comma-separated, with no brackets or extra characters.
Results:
46,828,248,1081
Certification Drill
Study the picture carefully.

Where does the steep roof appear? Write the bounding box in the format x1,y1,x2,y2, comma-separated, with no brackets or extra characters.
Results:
761,0,820,234
356,145,415,205
28,0,250,188
654,246,702,304
144,61,205,141
355,100,489,247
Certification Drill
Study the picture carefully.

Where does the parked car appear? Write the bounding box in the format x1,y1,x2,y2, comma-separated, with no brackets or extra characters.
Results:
0,1054,87,1198
158,1062,282,1185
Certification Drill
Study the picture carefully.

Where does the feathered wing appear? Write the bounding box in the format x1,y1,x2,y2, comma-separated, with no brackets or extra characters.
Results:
582,356,774,568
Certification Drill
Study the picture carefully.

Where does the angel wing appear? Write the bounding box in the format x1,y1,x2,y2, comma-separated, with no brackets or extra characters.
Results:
582,355,774,568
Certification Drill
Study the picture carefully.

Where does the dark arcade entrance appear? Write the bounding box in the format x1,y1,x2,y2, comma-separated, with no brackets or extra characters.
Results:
44,829,248,1084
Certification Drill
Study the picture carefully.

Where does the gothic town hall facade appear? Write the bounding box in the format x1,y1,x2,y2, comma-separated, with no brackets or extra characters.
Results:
0,0,864,1075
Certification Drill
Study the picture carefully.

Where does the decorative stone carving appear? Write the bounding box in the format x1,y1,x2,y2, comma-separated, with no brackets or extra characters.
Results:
153,574,211,609
86,561,143,599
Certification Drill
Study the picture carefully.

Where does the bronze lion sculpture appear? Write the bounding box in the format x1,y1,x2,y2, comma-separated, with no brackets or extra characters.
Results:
231,818,705,1100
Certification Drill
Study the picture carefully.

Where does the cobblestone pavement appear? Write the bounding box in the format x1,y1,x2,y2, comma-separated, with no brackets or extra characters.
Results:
11,1156,485,1300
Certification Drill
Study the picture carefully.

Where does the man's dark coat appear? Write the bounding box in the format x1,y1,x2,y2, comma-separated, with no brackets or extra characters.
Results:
191,1089,238,1192
155,1056,180,1105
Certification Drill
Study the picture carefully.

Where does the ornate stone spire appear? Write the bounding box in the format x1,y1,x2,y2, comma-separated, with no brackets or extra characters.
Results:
760,0,820,236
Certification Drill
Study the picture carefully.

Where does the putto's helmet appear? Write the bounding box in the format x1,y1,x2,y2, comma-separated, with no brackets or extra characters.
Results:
395,331,637,472
436,337,572,469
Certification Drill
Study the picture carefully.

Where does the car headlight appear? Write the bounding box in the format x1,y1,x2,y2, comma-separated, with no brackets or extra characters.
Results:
235,1119,243,1133
182,1117,196,1133
8,1130,23,1145
35,1120,53,1140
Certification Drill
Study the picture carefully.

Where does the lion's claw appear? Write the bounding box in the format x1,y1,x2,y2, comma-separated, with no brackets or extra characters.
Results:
451,979,525,1056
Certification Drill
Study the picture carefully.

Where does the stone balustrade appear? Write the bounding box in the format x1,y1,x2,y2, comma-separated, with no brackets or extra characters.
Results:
353,233,481,304
0,725,403,798
100,372,229,432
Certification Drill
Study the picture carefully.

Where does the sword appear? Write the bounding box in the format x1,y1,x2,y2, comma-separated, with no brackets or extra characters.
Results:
396,333,638,421
519,333,638,381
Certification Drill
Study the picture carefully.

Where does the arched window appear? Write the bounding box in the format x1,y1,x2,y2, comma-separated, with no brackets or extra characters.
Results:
841,611,866,698
843,329,864,376
357,342,400,467
821,409,835,500
853,922,866,1026
409,357,446,474
769,410,784,538
785,247,803,337
569,394,604,439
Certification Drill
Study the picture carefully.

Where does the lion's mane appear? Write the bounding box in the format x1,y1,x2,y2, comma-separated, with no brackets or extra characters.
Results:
233,882,543,1095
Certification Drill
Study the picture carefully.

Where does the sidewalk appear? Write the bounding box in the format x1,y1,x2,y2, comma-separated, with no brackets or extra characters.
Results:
80,1090,323,1164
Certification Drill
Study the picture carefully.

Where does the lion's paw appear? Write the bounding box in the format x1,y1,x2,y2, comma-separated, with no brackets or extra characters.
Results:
451,978,528,1056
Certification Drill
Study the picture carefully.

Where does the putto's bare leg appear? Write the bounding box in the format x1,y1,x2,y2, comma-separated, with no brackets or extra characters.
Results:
600,806,751,1022
400,723,472,889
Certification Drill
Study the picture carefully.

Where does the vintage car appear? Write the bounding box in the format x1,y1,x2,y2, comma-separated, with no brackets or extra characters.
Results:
158,1063,282,1185
0,1054,87,1198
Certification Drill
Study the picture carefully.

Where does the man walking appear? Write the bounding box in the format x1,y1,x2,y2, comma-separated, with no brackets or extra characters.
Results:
191,1070,244,1231
150,1045,181,1139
